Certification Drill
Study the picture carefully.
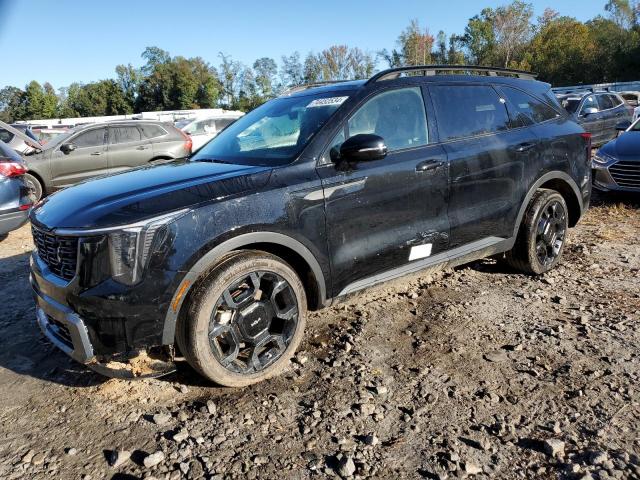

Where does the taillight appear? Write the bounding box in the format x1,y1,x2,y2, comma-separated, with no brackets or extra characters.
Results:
178,128,192,153
0,162,27,177
580,132,592,163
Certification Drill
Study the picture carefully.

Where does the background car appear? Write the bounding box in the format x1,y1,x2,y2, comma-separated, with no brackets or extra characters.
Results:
34,127,69,145
592,118,640,192
0,140,33,238
557,91,633,146
22,120,192,200
0,123,40,154
181,114,243,151
620,91,640,107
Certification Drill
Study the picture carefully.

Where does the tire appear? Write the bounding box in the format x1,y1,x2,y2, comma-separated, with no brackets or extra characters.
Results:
177,251,307,387
23,173,43,201
505,189,569,275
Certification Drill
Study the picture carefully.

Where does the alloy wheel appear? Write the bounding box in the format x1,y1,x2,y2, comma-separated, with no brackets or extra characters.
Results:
535,200,567,266
208,270,299,375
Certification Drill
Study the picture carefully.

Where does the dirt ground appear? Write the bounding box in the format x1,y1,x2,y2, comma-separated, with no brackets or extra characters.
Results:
0,192,638,480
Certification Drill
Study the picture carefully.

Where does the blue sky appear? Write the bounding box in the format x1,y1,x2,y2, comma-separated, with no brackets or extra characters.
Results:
0,0,608,90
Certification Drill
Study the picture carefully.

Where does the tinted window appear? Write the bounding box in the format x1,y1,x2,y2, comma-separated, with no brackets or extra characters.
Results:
502,86,559,126
559,97,581,114
73,128,105,148
215,118,235,131
580,96,599,115
109,126,142,144
598,94,614,110
140,124,167,139
348,87,428,151
0,129,14,143
609,94,623,107
431,85,509,141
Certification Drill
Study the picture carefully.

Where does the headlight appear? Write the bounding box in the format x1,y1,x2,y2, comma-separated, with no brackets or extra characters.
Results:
592,152,614,165
107,209,189,285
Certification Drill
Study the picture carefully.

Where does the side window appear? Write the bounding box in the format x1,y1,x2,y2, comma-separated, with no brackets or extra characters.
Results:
501,86,559,125
73,128,105,148
580,96,599,115
109,126,142,144
347,87,429,151
215,118,235,131
0,129,14,143
431,85,510,141
609,94,622,107
597,94,614,111
140,124,167,139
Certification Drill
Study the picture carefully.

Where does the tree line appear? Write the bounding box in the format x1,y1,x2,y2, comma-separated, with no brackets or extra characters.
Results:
1,0,638,123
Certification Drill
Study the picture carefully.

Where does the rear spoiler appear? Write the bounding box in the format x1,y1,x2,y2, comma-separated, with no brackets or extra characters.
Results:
0,120,44,150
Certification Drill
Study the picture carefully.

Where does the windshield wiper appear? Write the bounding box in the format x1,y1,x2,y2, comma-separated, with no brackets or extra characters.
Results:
193,157,233,164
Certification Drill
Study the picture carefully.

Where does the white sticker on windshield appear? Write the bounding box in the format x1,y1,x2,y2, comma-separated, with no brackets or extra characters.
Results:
307,96,348,108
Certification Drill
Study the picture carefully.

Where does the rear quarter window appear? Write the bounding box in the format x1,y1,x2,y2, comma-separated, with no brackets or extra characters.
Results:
0,129,14,143
501,86,559,126
139,124,168,139
430,85,510,141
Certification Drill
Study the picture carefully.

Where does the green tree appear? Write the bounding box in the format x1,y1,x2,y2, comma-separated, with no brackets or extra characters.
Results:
115,63,140,110
0,86,26,122
280,52,304,87
253,57,278,98
526,17,595,85
397,19,434,66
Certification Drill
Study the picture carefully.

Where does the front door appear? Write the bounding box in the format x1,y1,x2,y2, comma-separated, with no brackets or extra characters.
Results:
107,125,152,173
578,95,605,144
50,126,108,188
317,86,449,297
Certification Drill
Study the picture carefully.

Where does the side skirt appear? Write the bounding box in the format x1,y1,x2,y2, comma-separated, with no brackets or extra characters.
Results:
335,236,515,299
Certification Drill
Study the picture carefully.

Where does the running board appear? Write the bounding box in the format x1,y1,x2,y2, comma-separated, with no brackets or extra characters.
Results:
337,236,514,297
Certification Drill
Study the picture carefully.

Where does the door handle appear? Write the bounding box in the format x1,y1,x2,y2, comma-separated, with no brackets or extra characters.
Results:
90,152,102,156
515,142,536,153
136,146,149,150
416,159,444,172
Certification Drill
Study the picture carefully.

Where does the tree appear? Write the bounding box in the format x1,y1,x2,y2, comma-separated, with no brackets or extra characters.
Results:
398,19,434,66
0,86,25,122
115,63,140,110
42,82,58,118
526,17,596,85
303,46,375,82
218,52,243,109
253,57,278,98
605,0,637,29
280,52,304,87
462,8,497,65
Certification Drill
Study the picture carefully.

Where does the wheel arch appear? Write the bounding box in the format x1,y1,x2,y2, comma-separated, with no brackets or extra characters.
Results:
513,171,583,238
162,232,328,345
24,169,46,193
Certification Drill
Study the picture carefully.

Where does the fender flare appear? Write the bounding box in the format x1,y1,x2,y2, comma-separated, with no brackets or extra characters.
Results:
162,232,327,344
512,171,583,238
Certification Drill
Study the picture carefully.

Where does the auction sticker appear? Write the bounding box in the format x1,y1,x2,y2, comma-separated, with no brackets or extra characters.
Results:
307,96,349,108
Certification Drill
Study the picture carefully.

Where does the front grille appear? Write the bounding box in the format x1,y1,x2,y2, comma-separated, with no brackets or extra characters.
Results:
31,226,79,281
609,161,640,188
46,314,73,349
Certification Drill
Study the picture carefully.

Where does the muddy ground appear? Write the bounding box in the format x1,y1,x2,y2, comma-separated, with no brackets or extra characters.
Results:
0,192,638,480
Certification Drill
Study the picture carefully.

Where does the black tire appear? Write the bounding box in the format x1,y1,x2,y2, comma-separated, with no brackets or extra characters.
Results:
505,189,569,275
177,251,307,387
23,173,43,201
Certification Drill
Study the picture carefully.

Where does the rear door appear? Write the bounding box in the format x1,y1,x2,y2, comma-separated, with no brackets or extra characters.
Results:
597,94,617,141
577,95,605,143
50,126,108,188
429,84,531,247
107,125,151,172
317,85,449,296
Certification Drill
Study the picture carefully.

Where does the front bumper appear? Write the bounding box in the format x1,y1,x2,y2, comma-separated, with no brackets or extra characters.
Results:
592,163,640,192
33,281,94,363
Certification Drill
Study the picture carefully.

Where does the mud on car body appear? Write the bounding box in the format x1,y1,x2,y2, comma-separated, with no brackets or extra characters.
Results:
30,65,592,386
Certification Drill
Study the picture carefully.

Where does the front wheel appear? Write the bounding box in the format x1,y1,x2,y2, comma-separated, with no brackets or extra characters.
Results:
176,251,307,387
505,189,569,275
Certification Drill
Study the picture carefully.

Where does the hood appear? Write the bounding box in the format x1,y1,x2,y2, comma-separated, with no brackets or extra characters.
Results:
600,131,640,160
32,159,271,229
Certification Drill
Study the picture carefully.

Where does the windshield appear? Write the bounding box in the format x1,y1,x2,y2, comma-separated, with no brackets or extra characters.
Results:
191,92,349,166
560,97,580,114
632,119,640,131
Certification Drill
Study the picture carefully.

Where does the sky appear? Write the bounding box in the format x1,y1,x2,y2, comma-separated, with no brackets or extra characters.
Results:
0,0,609,90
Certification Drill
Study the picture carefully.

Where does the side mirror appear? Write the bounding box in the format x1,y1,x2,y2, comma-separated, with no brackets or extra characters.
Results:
60,143,76,154
582,107,599,117
616,120,631,131
338,134,387,163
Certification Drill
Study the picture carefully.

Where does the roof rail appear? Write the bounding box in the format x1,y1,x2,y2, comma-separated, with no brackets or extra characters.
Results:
280,80,355,96
366,65,537,84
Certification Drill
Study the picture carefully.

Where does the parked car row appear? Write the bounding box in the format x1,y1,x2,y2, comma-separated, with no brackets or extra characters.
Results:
556,91,634,146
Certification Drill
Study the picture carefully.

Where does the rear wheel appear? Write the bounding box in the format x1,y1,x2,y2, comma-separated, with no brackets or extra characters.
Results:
177,251,307,387
23,173,43,201
505,189,568,275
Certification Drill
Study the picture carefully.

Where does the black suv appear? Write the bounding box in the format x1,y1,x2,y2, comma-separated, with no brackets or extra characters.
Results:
30,66,591,386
